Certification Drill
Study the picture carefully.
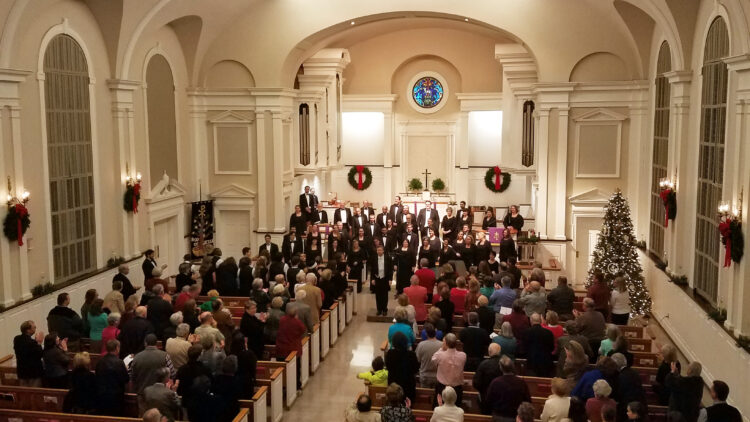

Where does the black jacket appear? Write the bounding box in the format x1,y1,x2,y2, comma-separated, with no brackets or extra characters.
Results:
472,355,501,401
118,316,154,358
147,297,174,341
460,326,492,371
666,373,703,422
706,402,742,422
524,325,555,377
258,242,280,257
282,235,304,262
13,334,43,379
240,313,265,359
94,353,130,415
142,258,157,280
64,367,97,413
114,273,137,301
369,254,393,281
616,366,648,421
47,306,84,341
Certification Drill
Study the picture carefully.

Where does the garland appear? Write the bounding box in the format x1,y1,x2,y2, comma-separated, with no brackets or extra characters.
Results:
659,188,677,227
719,217,743,267
484,167,511,193
123,181,141,213
347,166,372,191
3,204,30,246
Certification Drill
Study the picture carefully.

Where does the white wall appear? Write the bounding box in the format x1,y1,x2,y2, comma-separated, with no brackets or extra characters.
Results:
342,112,385,165
468,110,503,166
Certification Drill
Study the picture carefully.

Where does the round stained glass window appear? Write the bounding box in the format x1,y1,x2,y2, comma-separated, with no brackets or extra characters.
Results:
412,77,444,109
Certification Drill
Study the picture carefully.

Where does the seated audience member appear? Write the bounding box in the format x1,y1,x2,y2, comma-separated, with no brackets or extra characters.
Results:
450,277,469,315
525,312,555,377
431,386,464,422
143,367,180,421
516,402,536,422
502,300,530,355
666,360,704,422
265,296,285,343
103,280,126,314
42,332,70,388
388,308,416,349
64,352,97,414
484,355,532,417
547,276,575,320
404,275,428,322
95,340,130,416
240,300,265,358
473,343,502,406
346,394,382,422
380,383,413,422
416,323,442,388
14,320,44,387
625,401,647,422
492,321,518,360
518,281,547,317
459,312,491,371
540,377,571,422
47,293,84,351
357,356,389,387
575,298,606,358
432,333,467,407
165,323,193,369
176,345,212,402
476,295,496,335
699,380,742,422
585,379,616,422
654,344,680,405
385,332,419,403
199,332,226,375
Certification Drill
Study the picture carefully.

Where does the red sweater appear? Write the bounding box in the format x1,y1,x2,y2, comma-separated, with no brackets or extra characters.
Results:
450,288,468,315
275,315,306,359
415,268,436,294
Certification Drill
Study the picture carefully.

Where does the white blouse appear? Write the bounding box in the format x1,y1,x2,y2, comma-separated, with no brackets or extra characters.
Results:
610,289,631,314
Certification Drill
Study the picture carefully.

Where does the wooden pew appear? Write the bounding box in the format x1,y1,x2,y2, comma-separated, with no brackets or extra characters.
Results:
258,352,298,409
320,310,331,359
330,302,340,345
366,384,482,414
347,280,358,318
371,407,492,422
310,323,321,373
0,408,140,422
337,296,347,334
256,366,284,422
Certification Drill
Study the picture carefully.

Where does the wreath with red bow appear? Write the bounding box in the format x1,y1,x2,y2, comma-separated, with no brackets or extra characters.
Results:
659,188,677,227
484,166,511,193
719,217,743,267
3,203,30,246
123,180,141,213
348,166,372,191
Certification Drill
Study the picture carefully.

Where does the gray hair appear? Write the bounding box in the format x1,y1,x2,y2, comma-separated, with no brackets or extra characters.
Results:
592,379,612,398
441,386,457,406
410,275,420,286
176,323,190,338
530,313,541,325
420,258,429,267
501,276,511,287
169,311,183,326
152,283,164,295
252,278,263,290
501,321,514,338
611,353,627,369
296,289,307,300
296,271,306,283
118,264,129,274
305,272,317,284
107,313,121,326
445,333,458,349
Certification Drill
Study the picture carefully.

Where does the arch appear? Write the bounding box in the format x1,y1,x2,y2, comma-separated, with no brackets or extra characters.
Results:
390,54,462,94
0,0,31,68
569,52,631,82
37,19,97,80
616,0,685,70
120,0,172,79
204,59,255,88
145,54,179,188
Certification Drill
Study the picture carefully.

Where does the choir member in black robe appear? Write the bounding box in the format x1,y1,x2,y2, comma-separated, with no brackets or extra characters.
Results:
418,237,437,268
395,240,416,295
305,237,322,267
502,205,524,234
456,234,478,268
457,201,473,228
481,209,497,231
476,231,492,263
498,228,517,262
438,238,457,266
348,239,368,293
299,186,315,220
289,205,308,236
313,203,328,224
441,207,458,245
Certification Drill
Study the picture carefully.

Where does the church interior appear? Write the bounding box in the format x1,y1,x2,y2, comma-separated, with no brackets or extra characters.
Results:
0,0,748,421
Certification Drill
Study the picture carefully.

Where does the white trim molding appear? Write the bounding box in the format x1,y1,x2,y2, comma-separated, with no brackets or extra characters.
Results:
209,110,255,175
573,108,628,178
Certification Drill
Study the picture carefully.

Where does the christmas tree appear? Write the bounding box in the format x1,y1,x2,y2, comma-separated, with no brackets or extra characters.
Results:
586,190,652,316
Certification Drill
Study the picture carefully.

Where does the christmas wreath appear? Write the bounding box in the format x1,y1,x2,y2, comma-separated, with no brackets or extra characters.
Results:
3,203,30,246
484,166,511,193
719,217,743,267
659,188,677,227
348,166,372,191
123,180,141,213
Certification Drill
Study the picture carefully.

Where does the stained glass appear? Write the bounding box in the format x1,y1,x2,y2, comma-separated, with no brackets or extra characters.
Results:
412,77,444,108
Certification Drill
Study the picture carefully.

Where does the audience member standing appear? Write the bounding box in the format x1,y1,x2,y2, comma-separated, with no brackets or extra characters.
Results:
14,321,44,387
547,276,575,320
385,331,419,402
666,360,704,422
587,273,611,320
47,292,84,351
431,333,467,408
143,367,181,421
64,352,97,414
525,313,555,377
431,386,464,422
575,298,607,359
540,377,572,422
118,306,155,358
609,276,631,325
42,332,70,388
132,334,175,415
459,312,490,371
95,340,130,416
416,323,442,389
404,275,428,322
103,281,126,314
472,343,502,407
114,264,140,302
585,379,616,422
484,355,531,418
700,380,742,422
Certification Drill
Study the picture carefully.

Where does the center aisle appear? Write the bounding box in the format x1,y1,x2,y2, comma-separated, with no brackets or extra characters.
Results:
281,291,389,420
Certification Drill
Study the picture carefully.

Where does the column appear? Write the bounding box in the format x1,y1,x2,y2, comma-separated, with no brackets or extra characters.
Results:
627,102,649,241
535,108,550,239
383,110,394,200
108,80,141,258
188,94,209,199
456,111,470,198
9,105,30,299
553,108,569,240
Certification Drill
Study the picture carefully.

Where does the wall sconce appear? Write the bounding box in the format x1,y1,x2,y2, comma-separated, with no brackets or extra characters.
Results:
6,176,29,208
718,189,742,220
718,188,743,267
658,178,675,190
659,178,677,227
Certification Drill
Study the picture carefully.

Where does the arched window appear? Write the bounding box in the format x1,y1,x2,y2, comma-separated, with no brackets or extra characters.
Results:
44,35,97,282
694,17,729,302
521,100,535,167
299,104,311,165
648,42,672,259
146,54,178,186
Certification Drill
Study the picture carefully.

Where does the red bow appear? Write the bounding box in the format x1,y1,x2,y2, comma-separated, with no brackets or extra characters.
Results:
493,166,502,190
133,182,140,214
14,204,27,246
719,219,732,267
659,189,670,227
356,166,364,190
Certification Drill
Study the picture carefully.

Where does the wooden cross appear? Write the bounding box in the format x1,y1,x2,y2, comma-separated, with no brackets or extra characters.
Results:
422,169,431,189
